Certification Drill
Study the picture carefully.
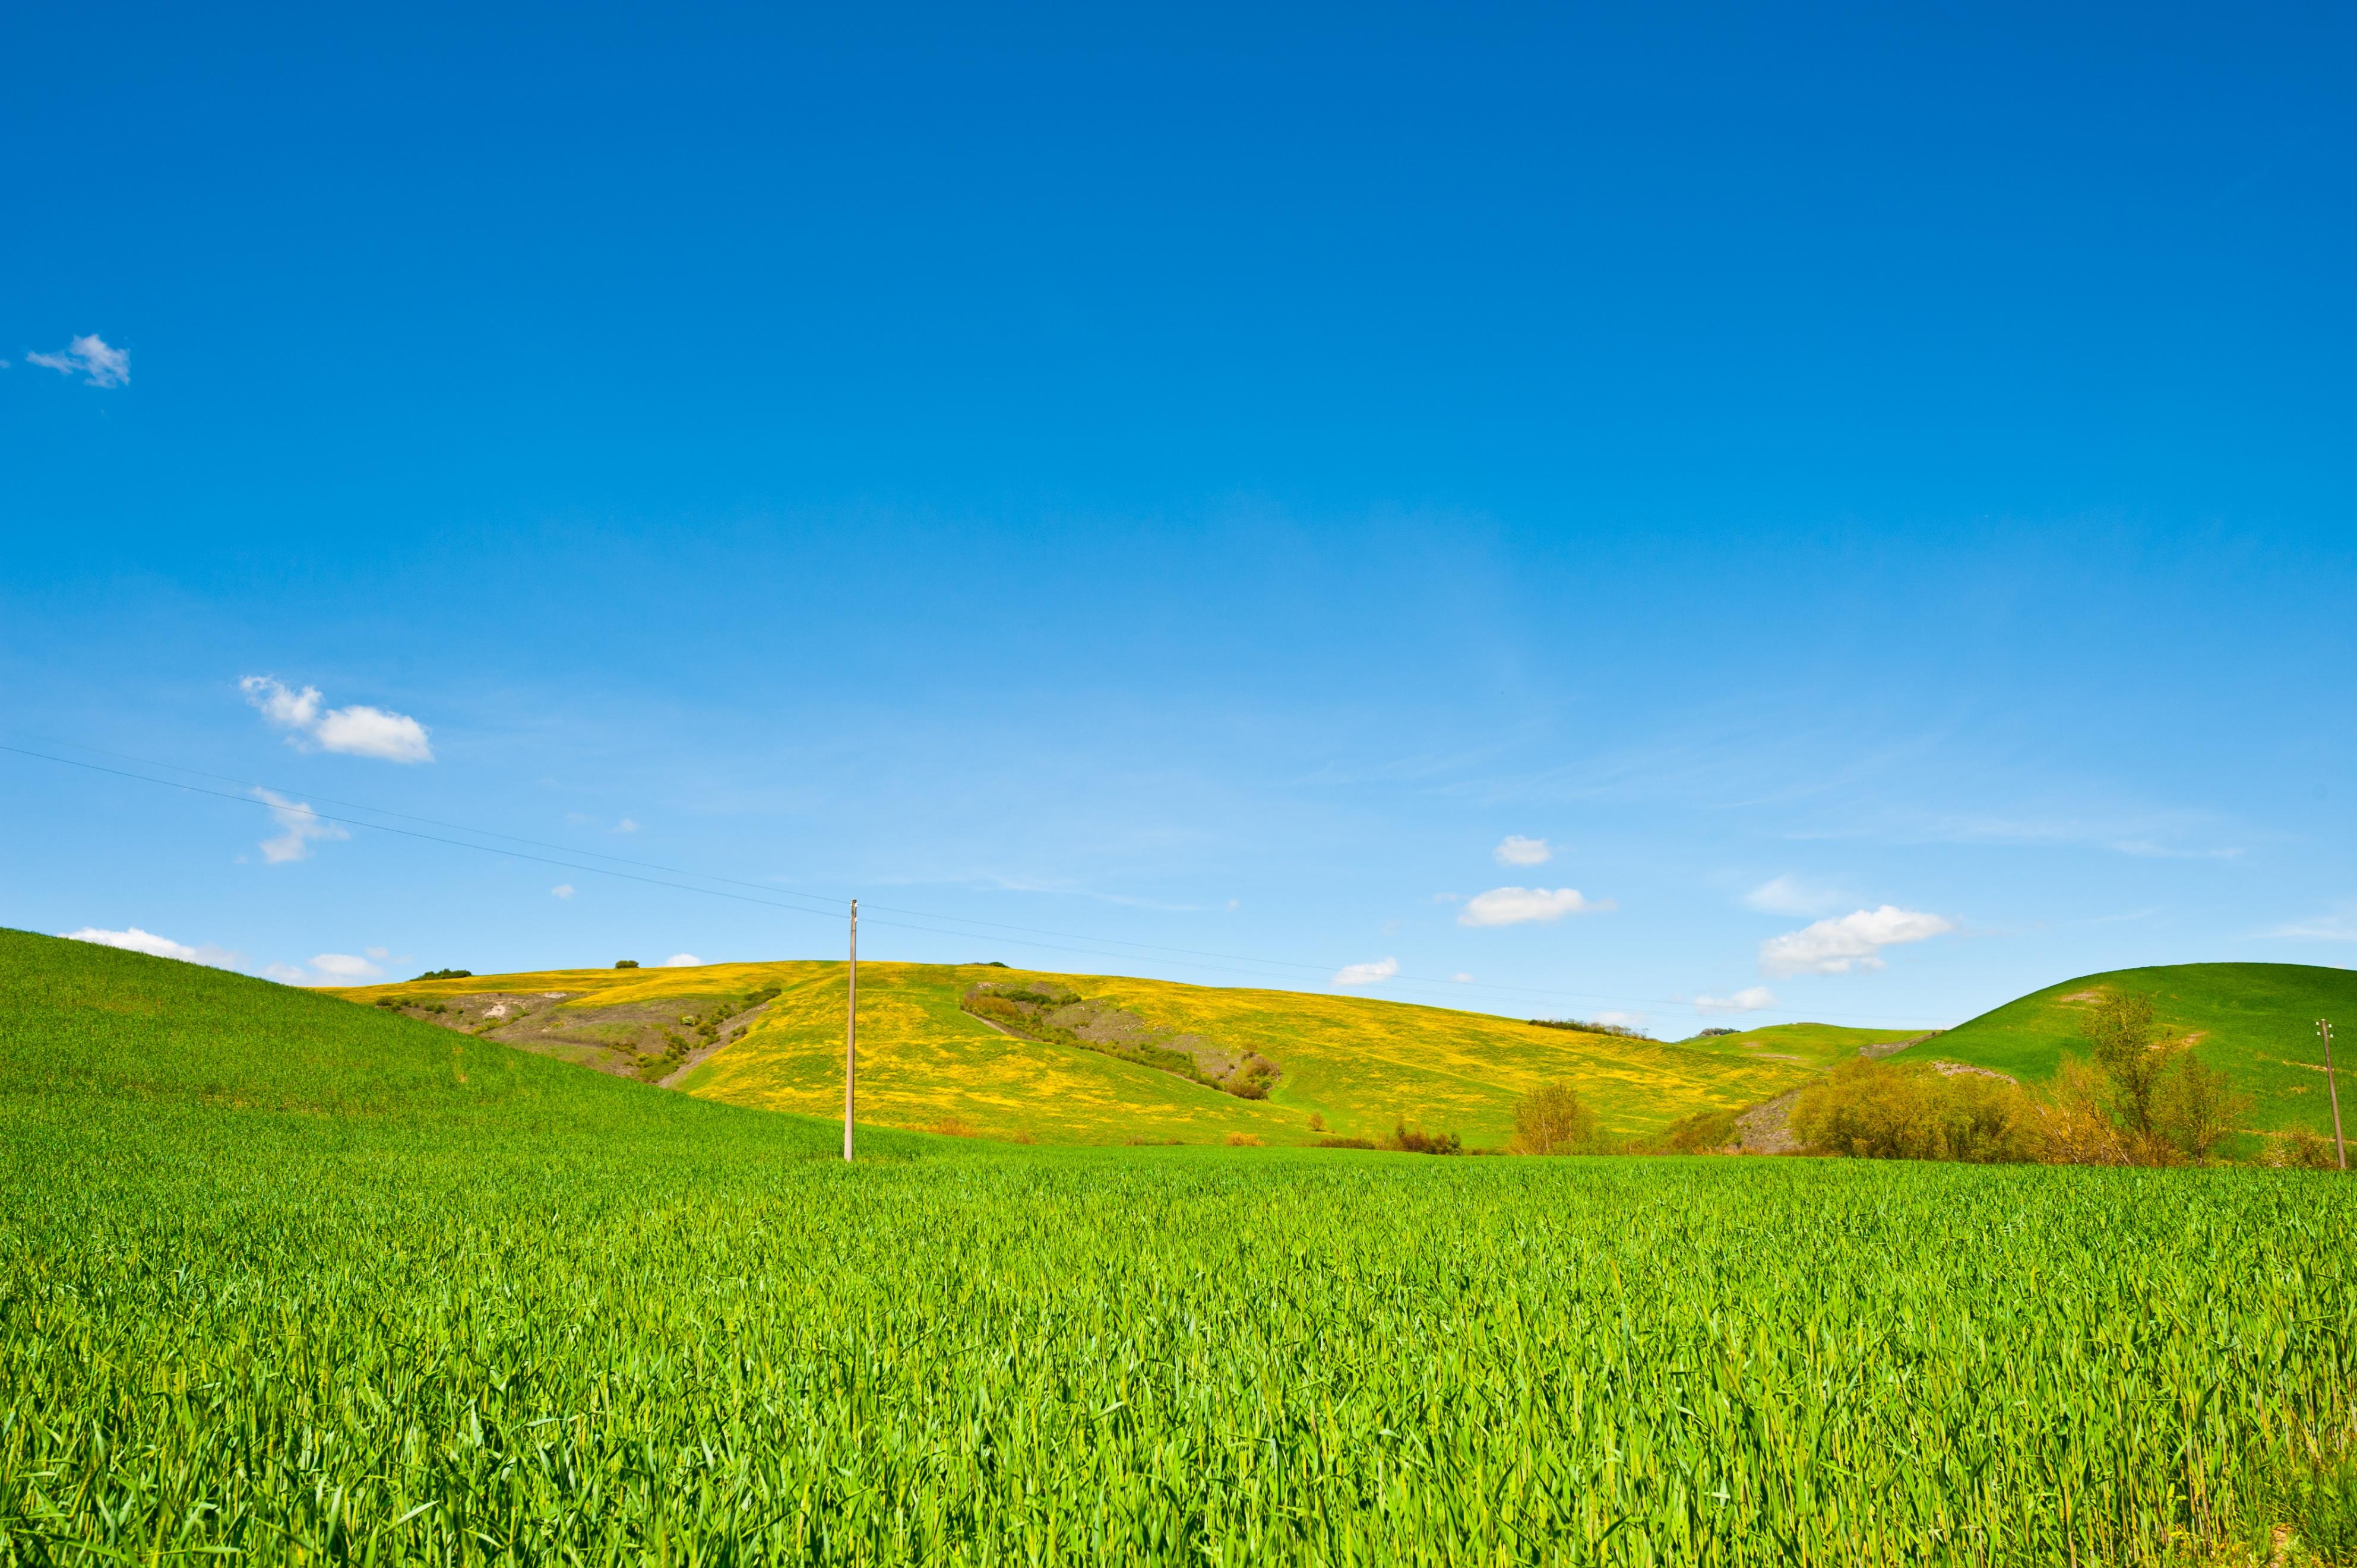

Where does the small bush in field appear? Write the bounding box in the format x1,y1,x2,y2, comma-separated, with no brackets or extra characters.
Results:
1510,1082,1597,1155
1791,1059,2032,1163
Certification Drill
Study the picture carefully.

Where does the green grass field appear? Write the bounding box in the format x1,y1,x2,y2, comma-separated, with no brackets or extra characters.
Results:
332,960,1915,1147
1905,962,2357,1139
8,928,2357,1563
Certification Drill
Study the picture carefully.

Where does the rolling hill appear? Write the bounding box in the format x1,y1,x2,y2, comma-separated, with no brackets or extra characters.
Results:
1896,961,2357,1139
11,930,2352,1563
330,958,1921,1146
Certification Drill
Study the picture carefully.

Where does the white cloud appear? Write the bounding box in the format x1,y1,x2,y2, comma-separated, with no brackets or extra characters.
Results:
1742,874,1846,917
241,676,321,729
1333,956,1398,986
60,926,197,961
662,952,704,968
616,818,640,833
252,787,349,863
1695,986,1777,1015
1451,971,1475,983
263,963,308,983
1494,835,1554,867
26,333,129,387
552,883,575,898
1457,886,1613,927
312,705,434,763
365,946,390,960
1594,1009,1648,1029
308,952,383,980
241,676,434,763
1759,906,1954,977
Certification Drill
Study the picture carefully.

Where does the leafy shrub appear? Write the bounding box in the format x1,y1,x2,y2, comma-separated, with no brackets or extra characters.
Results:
2263,1129,2345,1170
1527,1017,1656,1041
2083,991,2175,1138
1385,1120,1463,1156
410,968,472,981
1510,1082,1597,1155
1224,1132,1263,1147
1791,1059,2033,1163
2153,1050,2252,1163
1638,1108,1740,1155
615,960,640,970
1314,1136,1378,1149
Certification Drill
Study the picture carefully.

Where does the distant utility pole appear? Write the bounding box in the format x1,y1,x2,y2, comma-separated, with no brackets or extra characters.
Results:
844,899,858,1163
2321,1019,2347,1172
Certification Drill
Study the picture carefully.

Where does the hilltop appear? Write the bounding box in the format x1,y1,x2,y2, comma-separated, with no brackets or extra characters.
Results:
1897,961,2357,1139
331,957,1918,1146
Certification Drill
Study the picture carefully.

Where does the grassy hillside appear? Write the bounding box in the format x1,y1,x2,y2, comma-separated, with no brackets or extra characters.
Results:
1902,962,2357,1138
334,959,1909,1146
1680,1021,1936,1072
10,927,2357,1563
0,926,903,1155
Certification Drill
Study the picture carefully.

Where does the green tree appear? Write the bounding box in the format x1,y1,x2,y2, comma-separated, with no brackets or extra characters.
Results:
1511,1082,1596,1155
2154,1051,2251,1164
2081,992,2176,1138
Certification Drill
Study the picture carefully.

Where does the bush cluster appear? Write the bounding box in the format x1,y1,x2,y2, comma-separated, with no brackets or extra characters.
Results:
1784,993,2265,1167
1527,1017,1656,1041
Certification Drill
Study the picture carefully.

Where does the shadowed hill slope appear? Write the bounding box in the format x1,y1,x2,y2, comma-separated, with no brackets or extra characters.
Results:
1894,962,2357,1137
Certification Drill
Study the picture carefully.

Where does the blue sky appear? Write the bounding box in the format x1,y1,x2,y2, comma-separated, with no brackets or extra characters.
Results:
4,0,2352,1032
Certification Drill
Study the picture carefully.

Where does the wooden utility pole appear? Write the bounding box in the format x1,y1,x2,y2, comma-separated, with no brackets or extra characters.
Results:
2321,1019,2346,1172
844,899,858,1163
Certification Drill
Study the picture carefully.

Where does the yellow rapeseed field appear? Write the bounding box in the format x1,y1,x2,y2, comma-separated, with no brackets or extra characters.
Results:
336,960,1920,1146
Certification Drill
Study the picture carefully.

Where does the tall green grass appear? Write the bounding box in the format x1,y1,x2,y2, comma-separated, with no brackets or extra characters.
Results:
4,932,2353,1564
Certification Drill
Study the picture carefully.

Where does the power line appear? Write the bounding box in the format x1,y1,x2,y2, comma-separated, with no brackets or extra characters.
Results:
0,735,1949,1028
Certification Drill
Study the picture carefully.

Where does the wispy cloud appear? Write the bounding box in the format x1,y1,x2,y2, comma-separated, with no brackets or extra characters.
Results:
2261,907,2357,943
26,333,129,387
1593,1009,1648,1029
1760,906,1953,977
1333,956,1398,986
1494,834,1553,867
662,952,704,967
1742,874,1846,917
1457,886,1613,927
241,676,434,763
1695,986,1776,1015
253,787,349,863
552,883,575,898
308,952,383,980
